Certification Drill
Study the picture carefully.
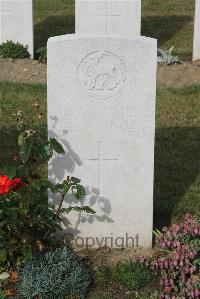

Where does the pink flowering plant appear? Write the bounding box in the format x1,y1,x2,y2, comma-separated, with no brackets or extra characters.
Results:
139,214,200,299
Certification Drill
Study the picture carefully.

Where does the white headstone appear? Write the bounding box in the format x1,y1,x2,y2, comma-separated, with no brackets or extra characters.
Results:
76,0,141,36
0,0,34,58
193,0,200,61
48,34,157,248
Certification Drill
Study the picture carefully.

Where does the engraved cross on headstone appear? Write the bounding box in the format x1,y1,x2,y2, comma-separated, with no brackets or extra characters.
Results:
93,0,122,34
76,0,141,36
85,141,118,190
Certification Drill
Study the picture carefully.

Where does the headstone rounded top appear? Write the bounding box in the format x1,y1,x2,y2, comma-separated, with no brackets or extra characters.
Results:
48,33,157,47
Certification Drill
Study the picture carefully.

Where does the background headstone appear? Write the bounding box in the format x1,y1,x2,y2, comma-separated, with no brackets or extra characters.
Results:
48,34,157,248
0,0,34,58
76,0,141,36
193,0,200,61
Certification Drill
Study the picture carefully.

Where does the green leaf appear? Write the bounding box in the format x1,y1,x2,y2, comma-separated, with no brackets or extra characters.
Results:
6,208,18,220
19,141,32,163
49,138,65,154
63,184,71,194
0,220,7,229
18,132,26,146
71,177,81,184
62,206,82,214
152,229,163,238
2,166,16,178
0,249,7,263
82,206,96,214
31,181,42,191
74,184,86,200
44,144,53,158
62,205,95,215
17,164,29,177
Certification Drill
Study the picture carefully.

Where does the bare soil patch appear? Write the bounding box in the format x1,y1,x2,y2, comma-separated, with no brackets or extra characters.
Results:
0,58,200,87
0,59,200,87
157,61,200,87
77,247,153,268
0,58,46,84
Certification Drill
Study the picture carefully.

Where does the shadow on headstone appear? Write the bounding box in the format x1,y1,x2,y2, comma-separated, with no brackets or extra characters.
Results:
48,118,113,236
49,183,113,237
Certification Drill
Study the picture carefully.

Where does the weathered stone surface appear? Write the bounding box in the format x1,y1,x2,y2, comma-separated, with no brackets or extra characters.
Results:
48,34,157,248
76,0,141,36
0,0,34,58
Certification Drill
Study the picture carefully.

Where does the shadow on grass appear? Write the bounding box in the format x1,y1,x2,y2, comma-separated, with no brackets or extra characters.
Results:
34,14,75,50
142,15,192,46
154,127,200,229
34,14,192,53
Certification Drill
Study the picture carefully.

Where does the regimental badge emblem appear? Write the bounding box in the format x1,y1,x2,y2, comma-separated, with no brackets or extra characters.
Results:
77,51,126,100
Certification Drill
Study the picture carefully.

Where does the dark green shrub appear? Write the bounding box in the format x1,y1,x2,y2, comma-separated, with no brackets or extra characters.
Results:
0,41,30,59
17,246,92,298
36,47,47,63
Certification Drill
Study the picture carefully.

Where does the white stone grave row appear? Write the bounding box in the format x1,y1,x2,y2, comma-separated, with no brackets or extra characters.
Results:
0,0,34,58
1,0,200,62
0,0,141,59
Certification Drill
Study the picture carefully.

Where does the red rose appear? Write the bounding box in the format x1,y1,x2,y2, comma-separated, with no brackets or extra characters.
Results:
0,176,13,195
11,178,26,191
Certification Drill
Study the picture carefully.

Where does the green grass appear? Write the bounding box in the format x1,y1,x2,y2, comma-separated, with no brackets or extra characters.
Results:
0,82,46,172
155,85,200,227
88,261,158,299
97,261,157,290
34,0,194,60
34,0,75,50
0,81,200,229
142,0,194,60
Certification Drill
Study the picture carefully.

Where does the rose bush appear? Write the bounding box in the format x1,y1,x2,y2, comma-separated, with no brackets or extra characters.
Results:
0,107,95,271
0,176,13,195
0,176,25,195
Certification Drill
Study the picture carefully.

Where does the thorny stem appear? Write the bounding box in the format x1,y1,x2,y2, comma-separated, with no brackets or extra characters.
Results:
25,189,31,218
25,158,33,217
24,150,36,223
43,192,66,240
74,200,84,235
